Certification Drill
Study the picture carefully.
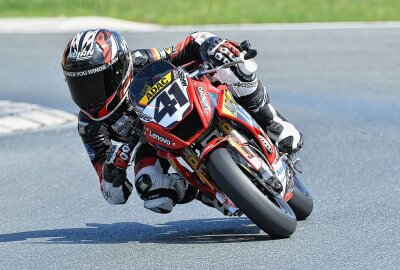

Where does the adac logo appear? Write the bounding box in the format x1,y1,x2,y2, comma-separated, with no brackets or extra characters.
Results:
139,72,172,105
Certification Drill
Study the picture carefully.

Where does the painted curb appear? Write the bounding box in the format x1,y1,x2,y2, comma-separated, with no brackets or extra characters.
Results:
0,100,76,134
0,16,161,34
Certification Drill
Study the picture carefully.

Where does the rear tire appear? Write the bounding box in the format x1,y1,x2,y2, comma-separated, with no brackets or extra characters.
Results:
207,148,297,238
288,176,314,220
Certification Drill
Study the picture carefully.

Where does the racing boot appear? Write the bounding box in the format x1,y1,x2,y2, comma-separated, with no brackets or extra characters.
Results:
135,171,198,214
235,81,304,153
197,193,228,215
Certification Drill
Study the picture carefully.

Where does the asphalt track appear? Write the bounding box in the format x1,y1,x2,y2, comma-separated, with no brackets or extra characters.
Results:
1,27,399,269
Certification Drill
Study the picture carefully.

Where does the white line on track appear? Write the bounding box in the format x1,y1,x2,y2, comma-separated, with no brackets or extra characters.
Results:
0,101,76,134
164,21,400,32
0,17,399,34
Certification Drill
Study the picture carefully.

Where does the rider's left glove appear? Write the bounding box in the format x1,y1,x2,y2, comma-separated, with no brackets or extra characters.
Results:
131,49,150,75
101,144,134,204
200,37,257,82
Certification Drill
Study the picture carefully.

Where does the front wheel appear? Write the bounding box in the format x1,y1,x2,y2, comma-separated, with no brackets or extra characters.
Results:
207,148,297,238
288,176,314,220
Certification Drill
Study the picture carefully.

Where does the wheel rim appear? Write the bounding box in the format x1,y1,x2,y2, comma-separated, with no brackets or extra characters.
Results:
230,148,297,220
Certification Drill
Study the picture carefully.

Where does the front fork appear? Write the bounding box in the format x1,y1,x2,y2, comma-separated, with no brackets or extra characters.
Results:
201,119,296,199
168,121,296,216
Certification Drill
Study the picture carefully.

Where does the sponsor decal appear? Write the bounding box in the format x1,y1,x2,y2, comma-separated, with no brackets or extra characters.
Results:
133,105,144,113
84,144,96,161
149,130,171,145
70,49,94,60
233,80,258,88
275,160,286,178
139,72,172,105
223,91,237,116
111,115,135,137
136,111,152,122
197,87,210,111
208,92,218,106
258,134,273,154
63,58,118,77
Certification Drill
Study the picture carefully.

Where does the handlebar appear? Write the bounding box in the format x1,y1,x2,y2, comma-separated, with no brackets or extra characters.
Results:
188,49,257,79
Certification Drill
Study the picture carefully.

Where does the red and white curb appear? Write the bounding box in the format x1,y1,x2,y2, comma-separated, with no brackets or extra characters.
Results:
0,100,76,134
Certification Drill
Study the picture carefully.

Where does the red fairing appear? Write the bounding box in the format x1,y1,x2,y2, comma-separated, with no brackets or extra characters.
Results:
143,76,217,150
192,77,216,124
215,85,277,164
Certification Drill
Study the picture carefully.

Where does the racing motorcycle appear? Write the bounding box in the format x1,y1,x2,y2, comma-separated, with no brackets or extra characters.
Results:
128,52,313,238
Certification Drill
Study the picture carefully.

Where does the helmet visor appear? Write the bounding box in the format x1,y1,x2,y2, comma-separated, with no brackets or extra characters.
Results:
64,60,124,107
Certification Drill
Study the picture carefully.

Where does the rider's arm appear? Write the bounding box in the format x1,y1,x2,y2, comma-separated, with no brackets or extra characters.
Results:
78,111,111,181
131,32,217,69
77,111,133,204
168,32,216,66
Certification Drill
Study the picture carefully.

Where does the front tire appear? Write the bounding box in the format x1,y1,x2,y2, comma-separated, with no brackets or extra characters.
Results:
207,148,297,238
288,176,314,220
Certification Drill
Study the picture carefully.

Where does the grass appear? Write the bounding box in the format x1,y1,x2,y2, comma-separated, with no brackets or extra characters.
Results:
1,0,399,24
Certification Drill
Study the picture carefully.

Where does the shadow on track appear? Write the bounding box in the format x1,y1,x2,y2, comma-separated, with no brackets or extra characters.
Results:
0,218,273,244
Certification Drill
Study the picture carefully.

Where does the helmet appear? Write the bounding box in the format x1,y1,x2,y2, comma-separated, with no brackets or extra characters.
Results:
62,29,133,120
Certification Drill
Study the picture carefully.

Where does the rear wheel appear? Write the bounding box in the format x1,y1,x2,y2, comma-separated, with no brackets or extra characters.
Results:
207,148,297,238
288,176,313,220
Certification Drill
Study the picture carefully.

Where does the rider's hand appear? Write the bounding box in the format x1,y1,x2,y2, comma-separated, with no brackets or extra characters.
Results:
131,49,150,74
201,37,242,65
101,144,134,204
200,37,257,82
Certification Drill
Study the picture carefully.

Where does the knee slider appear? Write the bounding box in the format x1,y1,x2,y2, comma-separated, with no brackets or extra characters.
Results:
135,173,180,214
135,174,153,198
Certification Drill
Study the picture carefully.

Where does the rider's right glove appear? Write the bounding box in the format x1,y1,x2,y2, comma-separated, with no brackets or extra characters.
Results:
101,144,134,204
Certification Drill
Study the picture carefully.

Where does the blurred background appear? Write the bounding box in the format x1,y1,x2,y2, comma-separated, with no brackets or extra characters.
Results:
1,0,399,24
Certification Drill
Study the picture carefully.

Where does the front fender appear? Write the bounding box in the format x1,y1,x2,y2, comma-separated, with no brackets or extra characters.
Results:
199,136,228,160
199,131,266,173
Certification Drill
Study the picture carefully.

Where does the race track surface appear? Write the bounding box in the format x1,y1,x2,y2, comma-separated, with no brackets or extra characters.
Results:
0,28,399,269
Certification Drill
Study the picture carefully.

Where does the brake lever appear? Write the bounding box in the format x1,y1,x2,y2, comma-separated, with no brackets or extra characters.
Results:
244,49,257,60
189,60,244,78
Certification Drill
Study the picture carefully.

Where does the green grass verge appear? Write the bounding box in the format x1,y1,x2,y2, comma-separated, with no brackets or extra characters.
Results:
1,0,399,24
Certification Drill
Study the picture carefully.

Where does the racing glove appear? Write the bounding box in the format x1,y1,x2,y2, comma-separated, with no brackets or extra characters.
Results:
101,144,134,204
199,37,257,82
131,48,169,75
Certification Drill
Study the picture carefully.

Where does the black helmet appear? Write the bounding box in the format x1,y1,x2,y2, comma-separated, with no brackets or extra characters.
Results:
62,29,133,120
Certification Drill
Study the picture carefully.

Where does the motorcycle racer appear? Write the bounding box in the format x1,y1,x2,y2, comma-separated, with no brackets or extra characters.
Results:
61,29,304,214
